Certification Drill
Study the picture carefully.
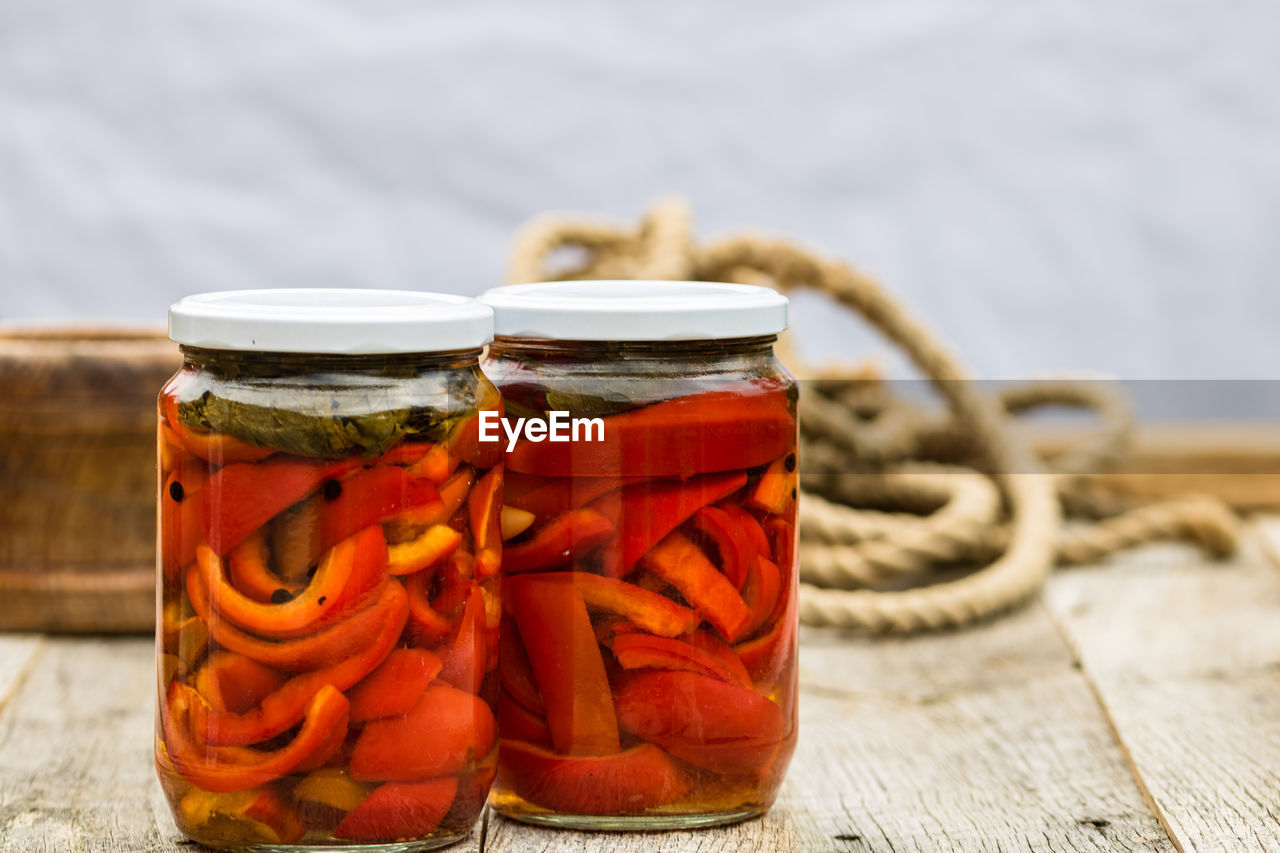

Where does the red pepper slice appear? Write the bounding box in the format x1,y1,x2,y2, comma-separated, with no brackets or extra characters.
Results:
406,441,455,484
507,576,620,756
193,652,285,715
160,681,350,794
349,684,497,782
199,456,362,556
498,620,544,716
684,629,753,689
740,555,782,638
764,517,796,626
505,387,794,478
719,503,771,560
438,587,487,694
334,777,458,842
226,529,300,603
468,466,504,578
497,694,553,747
607,633,749,687
347,648,443,723
190,580,407,746
503,509,615,574
450,409,505,471
745,453,797,514
505,475,623,524
404,568,458,648
196,524,388,640
497,740,691,815
735,582,797,688
160,479,206,582
640,532,751,642
187,573,400,672
613,670,787,775
377,441,434,467
692,505,753,589
532,572,698,638
592,470,748,578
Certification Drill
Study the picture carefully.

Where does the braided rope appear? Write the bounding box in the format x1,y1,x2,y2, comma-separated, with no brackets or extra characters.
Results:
505,199,1241,633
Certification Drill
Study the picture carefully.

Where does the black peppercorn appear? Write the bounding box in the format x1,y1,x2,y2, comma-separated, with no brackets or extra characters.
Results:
270,588,293,604
784,453,796,472
168,481,185,503
323,479,342,501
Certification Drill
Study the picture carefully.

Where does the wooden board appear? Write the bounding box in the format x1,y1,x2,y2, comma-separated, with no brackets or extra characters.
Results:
1043,522,1280,852
486,605,1172,852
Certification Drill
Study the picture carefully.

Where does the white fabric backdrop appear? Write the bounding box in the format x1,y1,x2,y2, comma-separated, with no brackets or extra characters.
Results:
1,1,1277,381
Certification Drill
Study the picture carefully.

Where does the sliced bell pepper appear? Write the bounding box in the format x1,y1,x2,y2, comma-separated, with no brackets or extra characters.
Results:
735,583,797,689
745,453,797,514
719,503,771,560
498,693,553,747
405,569,456,648
161,598,209,672
388,524,463,576
177,787,304,845
500,506,536,540
431,552,474,618
640,531,751,642
226,529,301,603
592,470,748,578
406,441,456,484
334,777,458,842
607,633,749,687
505,387,794,478
193,652,285,715
161,681,350,793
498,620,544,716
275,467,444,577
163,393,277,466
740,555,782,639
507,576,619,756
187,572,400,672
198,455,362,556
684,629,753,689
449,409,504,471
269,497,322,584
531,572,698,638
497,740,690,815
160,477,205,582
468,466,503,579
438,587,487,694
502,509,615,574
349,684,497,782
197,524,388,640
764,517,796,626
504,475,623,524
294,768,373,813
613,670,786,775
692,505,753,589
190,580,407,746
385,468,474,530
347,648,443,723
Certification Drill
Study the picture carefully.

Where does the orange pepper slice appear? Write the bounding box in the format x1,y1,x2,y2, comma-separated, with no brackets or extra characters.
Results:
347,648,443,723
640,531,751,642
502,509,614,574
349,684,497,782
160,681,350,793
334,777,458,841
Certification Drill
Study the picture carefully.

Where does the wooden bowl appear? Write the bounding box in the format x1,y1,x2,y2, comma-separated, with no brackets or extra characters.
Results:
0,327,181,633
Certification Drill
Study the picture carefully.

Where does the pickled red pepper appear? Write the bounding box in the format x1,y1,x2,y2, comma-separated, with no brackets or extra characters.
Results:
156,399,503,847
492,383,799,821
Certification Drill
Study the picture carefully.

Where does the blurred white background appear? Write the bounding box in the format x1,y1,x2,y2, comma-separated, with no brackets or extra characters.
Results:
1,1,1277,380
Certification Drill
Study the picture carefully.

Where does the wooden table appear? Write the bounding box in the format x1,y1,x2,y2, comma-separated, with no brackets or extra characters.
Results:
3,519,1280,852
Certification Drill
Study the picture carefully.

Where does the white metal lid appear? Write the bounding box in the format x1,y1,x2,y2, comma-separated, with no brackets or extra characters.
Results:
480,281,789,341
168,289,494,354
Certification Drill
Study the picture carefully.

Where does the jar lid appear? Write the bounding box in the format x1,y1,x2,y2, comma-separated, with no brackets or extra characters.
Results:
169,289,494,354
480,281,788,341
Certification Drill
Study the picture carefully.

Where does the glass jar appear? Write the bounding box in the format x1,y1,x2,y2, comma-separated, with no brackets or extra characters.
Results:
479,281,798,830
155,290,503,851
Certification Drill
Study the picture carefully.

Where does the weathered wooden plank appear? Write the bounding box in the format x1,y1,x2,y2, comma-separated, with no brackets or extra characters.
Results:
0,634,42,712
485,605,1172,853
1044,525,1280,853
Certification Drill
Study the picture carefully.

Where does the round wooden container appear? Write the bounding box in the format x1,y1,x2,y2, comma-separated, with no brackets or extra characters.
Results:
0,328,181,633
